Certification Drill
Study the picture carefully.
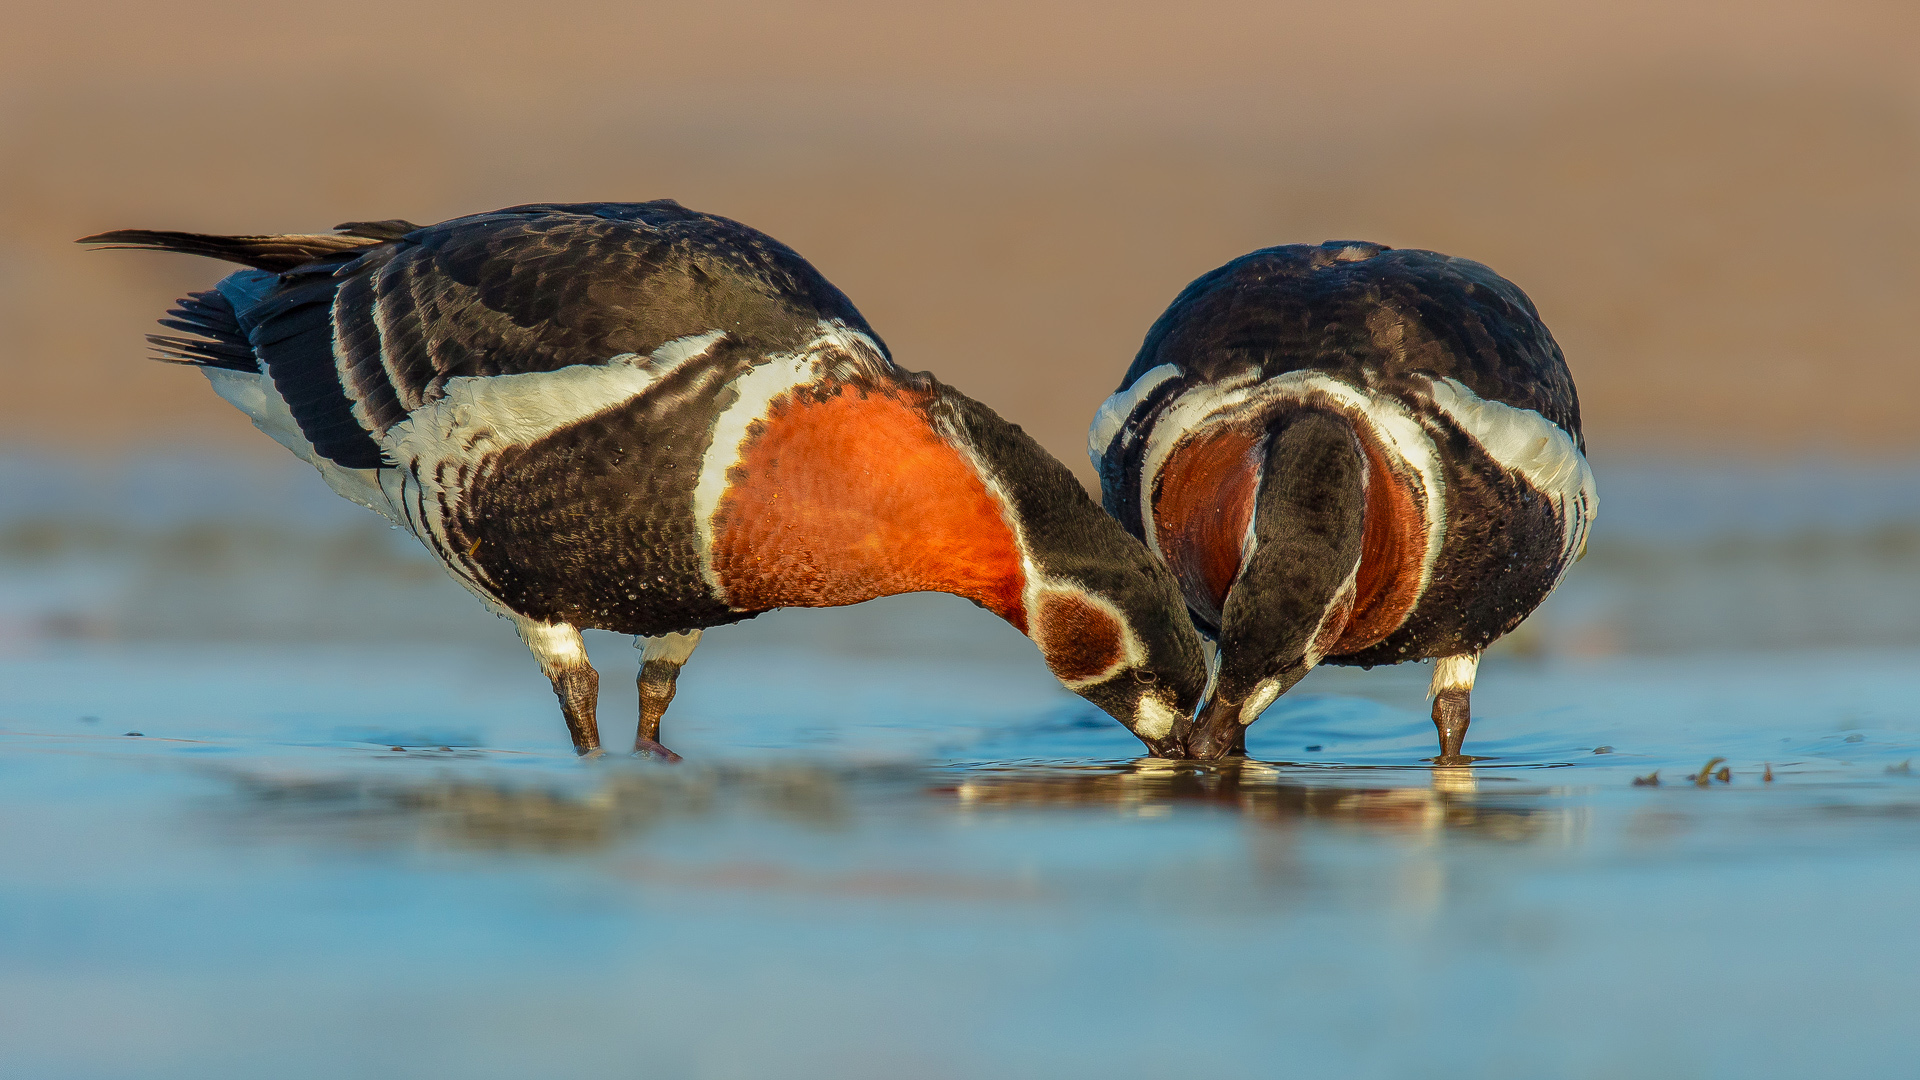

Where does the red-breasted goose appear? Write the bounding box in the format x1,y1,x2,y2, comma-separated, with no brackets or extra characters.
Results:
1090,242,1595,762
85,202,1207,758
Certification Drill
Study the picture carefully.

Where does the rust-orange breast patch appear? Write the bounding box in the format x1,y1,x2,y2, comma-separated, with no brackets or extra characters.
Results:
1327,430,1427,654
1152,424,1264,626
710,383,1028,626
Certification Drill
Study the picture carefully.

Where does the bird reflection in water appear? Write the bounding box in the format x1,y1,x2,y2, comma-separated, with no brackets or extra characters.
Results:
216,756,1581,861
937,758,1582,844
220,761,859,853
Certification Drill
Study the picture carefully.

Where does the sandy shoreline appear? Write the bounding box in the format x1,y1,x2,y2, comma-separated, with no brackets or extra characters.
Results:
5,3,1917,481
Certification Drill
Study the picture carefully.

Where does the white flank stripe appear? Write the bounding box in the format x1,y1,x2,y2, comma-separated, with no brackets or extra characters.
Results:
373,329,729,604
1423,377,1598,564
386,329,728,466
628,328,732,372
1087,362,1181,467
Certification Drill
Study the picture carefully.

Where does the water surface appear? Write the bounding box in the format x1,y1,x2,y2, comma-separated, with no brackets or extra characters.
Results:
3,458,1919,1078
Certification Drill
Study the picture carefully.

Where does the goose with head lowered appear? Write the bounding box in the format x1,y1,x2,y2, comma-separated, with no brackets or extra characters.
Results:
85,201,1207,759
1090,241,1595,762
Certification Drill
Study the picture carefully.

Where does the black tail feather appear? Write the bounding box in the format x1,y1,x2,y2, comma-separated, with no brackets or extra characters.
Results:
77,228,385,271
333,219,422,241
148,289,257,372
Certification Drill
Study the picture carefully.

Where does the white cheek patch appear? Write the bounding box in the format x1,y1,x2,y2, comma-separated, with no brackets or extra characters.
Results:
1240,679,1282,724
1423,377,1597,567
1134,694,1179,740
1088,362,1182,466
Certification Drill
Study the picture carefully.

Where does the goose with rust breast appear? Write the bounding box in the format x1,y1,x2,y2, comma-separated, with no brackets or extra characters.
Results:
85,201,1207,758
1090,241,1595,762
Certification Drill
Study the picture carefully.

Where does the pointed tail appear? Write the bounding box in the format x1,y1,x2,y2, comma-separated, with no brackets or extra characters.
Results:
76,219,417,272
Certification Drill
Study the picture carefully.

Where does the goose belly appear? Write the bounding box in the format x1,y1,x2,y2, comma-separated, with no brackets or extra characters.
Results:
429,402,736,637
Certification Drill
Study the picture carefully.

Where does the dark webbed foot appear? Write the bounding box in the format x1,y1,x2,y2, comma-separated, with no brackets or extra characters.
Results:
631,737,683,763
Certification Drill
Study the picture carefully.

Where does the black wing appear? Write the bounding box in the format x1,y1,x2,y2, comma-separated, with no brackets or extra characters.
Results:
99,201,883,469
1119,242,1582,444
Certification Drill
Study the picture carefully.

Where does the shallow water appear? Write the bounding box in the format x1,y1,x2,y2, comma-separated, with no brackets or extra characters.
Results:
3,458,1920,1077
4,635,1919,1078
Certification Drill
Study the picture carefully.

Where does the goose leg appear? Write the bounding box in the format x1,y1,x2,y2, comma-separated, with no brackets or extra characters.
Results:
516,618,601,755
634,630,700,761
1429,653,1480,765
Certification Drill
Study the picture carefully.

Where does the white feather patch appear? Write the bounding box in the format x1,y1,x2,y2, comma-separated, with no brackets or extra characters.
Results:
1423,377,1597,563
385,329,728,467
373,329,728,603
1240,679,1282,724
201,367,398,525
1428,653,1480,696
515,617,588,674
1134,694,1178,740
639,629,703,665
1088,362,1181,466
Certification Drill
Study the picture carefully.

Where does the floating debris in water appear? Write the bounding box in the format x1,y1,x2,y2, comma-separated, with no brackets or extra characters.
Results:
1633,771,1660,786
1593,746,1614,754
1764,763,1774,782
1845,734,1866,743
123,731,142,737
1688,757,1729,786
1889,760,1913,775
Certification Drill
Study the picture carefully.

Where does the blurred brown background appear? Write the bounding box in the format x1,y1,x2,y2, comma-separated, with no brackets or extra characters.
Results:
4,0,1916,484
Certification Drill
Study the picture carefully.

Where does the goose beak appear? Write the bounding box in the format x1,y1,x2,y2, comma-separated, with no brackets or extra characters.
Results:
1184,696,1247,760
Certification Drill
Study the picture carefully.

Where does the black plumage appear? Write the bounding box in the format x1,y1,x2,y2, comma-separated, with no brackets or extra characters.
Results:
1095,241,1594,761
84,201,1210,759
1116,243,1580,435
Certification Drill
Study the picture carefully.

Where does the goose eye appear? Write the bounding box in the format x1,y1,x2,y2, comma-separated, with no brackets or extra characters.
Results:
1132,669,1157,684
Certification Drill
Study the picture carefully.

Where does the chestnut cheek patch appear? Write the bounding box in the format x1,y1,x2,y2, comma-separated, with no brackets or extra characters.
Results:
1033,592,1126,684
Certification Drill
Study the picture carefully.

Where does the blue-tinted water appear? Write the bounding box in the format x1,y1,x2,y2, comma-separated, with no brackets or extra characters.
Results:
2,457,1919,1078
